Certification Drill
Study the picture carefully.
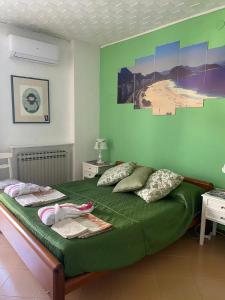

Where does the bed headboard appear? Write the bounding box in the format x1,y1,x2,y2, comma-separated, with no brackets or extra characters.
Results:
115,161,214,191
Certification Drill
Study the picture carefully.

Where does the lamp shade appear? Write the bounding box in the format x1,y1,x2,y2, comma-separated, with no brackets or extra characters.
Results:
94,138,108,150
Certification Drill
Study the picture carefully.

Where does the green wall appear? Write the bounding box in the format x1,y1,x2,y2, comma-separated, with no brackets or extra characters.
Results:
100,8,225,188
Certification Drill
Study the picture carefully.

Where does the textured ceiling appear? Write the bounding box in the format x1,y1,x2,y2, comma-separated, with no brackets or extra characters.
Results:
0,0,225,46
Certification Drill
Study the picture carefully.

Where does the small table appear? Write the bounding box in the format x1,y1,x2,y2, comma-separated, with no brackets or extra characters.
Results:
200,190,225,245
82,160,112,179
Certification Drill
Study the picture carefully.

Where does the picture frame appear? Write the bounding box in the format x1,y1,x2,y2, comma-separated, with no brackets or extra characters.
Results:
11,75,50,123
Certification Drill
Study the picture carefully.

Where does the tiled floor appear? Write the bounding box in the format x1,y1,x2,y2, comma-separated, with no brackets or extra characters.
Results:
0,231,225,300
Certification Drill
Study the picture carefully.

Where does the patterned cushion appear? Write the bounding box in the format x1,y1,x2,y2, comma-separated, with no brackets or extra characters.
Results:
113,166,154,193
135,169,184,203
97,162,136,186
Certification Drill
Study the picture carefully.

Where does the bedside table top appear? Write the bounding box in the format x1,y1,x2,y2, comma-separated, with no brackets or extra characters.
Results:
84,160,112,167
203,188,225,201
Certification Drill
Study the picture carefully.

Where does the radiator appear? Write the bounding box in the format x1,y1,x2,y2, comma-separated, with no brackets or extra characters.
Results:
11,144,73,186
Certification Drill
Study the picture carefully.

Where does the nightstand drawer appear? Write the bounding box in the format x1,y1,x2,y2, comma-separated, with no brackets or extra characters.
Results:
83,164,98,173
83,170,96,178
206,207,225,225
206,197,225,212
82,161,112,180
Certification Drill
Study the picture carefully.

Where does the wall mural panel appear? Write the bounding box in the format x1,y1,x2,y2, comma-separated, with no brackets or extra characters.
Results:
117,41,225,115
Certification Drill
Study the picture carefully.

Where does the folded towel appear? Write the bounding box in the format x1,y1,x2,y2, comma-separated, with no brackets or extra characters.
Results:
51,214,112,239
38,202,94,226
0,179,20,190
15,189,67,207
4,182,51,198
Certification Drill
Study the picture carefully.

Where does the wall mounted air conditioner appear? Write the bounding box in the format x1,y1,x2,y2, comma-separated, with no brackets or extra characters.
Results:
8,34,59,64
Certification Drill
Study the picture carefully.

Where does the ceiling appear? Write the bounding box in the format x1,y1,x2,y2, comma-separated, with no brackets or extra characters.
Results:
0,0,225,46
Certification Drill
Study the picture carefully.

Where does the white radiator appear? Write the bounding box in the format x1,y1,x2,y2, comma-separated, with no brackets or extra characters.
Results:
11,144,73,186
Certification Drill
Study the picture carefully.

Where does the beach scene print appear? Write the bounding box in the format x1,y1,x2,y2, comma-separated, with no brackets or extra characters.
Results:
117,41,225,115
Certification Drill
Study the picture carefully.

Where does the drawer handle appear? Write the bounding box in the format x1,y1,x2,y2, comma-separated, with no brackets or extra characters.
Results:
220,217,225,220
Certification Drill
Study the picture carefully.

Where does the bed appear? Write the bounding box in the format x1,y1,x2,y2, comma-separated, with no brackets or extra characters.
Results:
0,171,213,300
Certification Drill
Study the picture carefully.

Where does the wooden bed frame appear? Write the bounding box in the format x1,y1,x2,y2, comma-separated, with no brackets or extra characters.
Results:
0,170,213,300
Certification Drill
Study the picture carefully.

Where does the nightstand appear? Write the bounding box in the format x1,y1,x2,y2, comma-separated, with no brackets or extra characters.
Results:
200,190,225,245
82,160,112,179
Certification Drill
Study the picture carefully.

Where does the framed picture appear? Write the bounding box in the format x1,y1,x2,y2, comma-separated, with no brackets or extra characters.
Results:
11,75,50,123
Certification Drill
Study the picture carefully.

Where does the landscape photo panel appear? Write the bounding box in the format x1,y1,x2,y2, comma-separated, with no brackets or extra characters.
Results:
205,45,225,97
117,40,225,115
149,41,180,115
132,55,155,109
117,67,135,104
175,42,208,109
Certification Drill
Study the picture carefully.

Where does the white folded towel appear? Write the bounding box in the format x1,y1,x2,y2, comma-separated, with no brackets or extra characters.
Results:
4,182,51,198
38,202,94,226
0,179,20,190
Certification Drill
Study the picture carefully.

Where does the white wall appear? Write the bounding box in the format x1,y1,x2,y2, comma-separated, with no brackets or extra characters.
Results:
72,40,100,179
0,24,74,151
0,24,100,180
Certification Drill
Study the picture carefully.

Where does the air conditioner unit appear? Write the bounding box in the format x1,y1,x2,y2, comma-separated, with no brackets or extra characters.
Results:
8,34,59,65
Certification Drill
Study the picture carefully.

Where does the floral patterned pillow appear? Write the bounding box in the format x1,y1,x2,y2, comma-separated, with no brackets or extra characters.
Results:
135,169,184,203
97,162,136,186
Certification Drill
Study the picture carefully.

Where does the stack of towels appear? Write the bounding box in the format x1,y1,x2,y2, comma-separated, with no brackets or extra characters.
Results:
3,182,67,207
38,202,94,225
4,182,51,198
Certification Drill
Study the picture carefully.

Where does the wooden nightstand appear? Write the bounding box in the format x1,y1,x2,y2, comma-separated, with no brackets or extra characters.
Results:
200,189,225,245
82,160,112,179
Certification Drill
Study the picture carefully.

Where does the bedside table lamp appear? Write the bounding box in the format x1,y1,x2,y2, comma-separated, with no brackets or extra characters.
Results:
94,138,108,164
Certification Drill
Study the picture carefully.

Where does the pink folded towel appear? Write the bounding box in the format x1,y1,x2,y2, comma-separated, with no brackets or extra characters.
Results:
4,182,51,198
38,202,94,226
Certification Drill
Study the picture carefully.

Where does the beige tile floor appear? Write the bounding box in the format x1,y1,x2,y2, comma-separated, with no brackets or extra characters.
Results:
0,231,225,300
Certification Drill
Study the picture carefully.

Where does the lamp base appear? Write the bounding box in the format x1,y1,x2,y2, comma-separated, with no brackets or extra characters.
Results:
97,159,105,164
97,150,104,164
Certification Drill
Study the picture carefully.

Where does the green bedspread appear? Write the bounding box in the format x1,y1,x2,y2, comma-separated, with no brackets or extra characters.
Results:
0,178,204,277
